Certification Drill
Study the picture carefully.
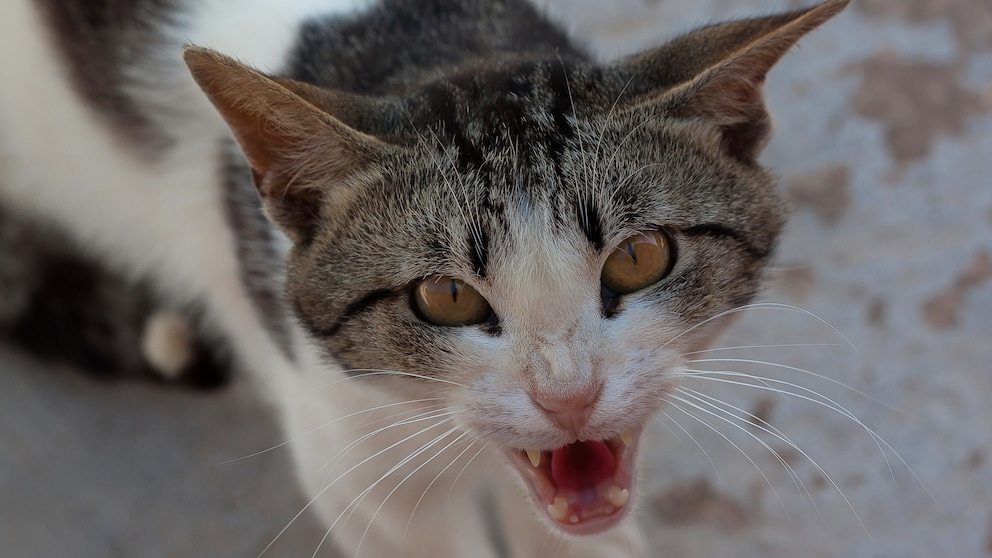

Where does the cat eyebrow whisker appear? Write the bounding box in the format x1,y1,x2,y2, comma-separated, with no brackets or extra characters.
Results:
592,66,642,196
259,416,456,558
406,114,484,266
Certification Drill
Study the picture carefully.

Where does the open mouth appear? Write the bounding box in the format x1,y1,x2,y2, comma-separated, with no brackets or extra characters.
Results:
505,428,639,535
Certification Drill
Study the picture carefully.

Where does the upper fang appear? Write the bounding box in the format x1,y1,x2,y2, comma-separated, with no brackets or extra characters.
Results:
526,449,542,467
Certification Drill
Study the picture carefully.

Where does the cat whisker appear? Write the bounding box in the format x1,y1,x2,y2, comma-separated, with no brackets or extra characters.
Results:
673,387,820,510
598,112,670,195
686,357,895,411
259,416,455,558
320,426,463,558
683,342,843,356
401,440,480,544
591,67,641,192
555,52,593,196
655,409,720,479
214,398,445,465
664,398,789,515
446,443,489,499
355,431,472,557
671,387,874,539
411,120,483,248
676,368,932,500
326,368,469,389
320,408,456,474
663,302,862,356
610,161,669,200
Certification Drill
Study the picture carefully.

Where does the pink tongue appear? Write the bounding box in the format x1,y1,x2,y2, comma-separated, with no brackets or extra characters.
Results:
550,440,616,490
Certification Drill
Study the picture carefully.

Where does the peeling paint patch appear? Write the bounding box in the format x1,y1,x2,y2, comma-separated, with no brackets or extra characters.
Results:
785,165,851,223
748,397,774,428
651,477,750,528
851,53,988,163
986,512,992,555
857,0,992,53
867,298,888,327
772,266,817,303
922,250,992,329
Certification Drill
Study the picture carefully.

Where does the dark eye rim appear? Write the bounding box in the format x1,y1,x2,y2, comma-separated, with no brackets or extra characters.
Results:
408,275,500,332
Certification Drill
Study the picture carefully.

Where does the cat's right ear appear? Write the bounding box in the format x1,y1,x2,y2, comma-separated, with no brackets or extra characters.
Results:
604,0,849,163
183,47,388,243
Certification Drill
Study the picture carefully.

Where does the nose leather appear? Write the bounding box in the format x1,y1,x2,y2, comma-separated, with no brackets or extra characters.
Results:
533,388,599,438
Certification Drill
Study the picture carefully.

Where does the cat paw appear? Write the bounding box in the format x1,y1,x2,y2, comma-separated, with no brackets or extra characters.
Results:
140,311,194,381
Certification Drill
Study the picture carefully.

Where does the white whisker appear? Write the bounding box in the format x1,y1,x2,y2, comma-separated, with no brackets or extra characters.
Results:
665,398,788,514
684,343,842,356
663,302,862,356
215,398,443,465
446,443,489,499
310,422,458,558
321,369,469,389
257,415,454,558
673,388,819,510
687,357,894,410
402,440,479,543
353,431,469,557
655,409,720,479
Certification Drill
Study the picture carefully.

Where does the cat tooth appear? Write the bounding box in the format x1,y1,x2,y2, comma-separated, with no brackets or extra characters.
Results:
621,430,634,447
526,449,542,468
569,514,580,524
606,485,630,508
547,496,569,521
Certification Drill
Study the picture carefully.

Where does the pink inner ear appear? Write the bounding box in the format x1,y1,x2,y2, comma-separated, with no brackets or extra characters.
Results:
551,440,616,490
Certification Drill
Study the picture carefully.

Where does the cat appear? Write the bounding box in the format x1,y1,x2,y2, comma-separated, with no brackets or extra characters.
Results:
0,0,849,556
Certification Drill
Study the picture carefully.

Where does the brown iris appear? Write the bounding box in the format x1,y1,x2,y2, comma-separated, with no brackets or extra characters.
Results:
601,230,674,295
413,275,492,327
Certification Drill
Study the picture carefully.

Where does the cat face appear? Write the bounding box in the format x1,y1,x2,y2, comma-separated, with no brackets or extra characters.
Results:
280,93,784,532
186,0,847,536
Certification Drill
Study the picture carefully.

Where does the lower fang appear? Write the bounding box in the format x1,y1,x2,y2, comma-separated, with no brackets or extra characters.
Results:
569,514,580,524
607,486,630,508
547,496,569,521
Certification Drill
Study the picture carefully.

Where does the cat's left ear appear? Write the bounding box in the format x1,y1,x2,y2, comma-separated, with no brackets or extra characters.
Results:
183,47,390,243
613,0,849,162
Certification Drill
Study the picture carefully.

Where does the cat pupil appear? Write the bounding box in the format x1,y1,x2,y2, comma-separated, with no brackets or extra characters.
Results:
625,242,638,265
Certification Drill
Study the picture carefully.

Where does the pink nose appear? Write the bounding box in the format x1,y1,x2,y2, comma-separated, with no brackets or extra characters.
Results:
532,388,600,437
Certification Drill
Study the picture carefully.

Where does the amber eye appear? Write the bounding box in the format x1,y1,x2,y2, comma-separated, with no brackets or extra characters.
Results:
413,275,492,327
601,230,674,295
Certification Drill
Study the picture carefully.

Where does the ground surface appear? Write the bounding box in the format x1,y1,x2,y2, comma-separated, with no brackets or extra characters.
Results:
3,1,990,557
